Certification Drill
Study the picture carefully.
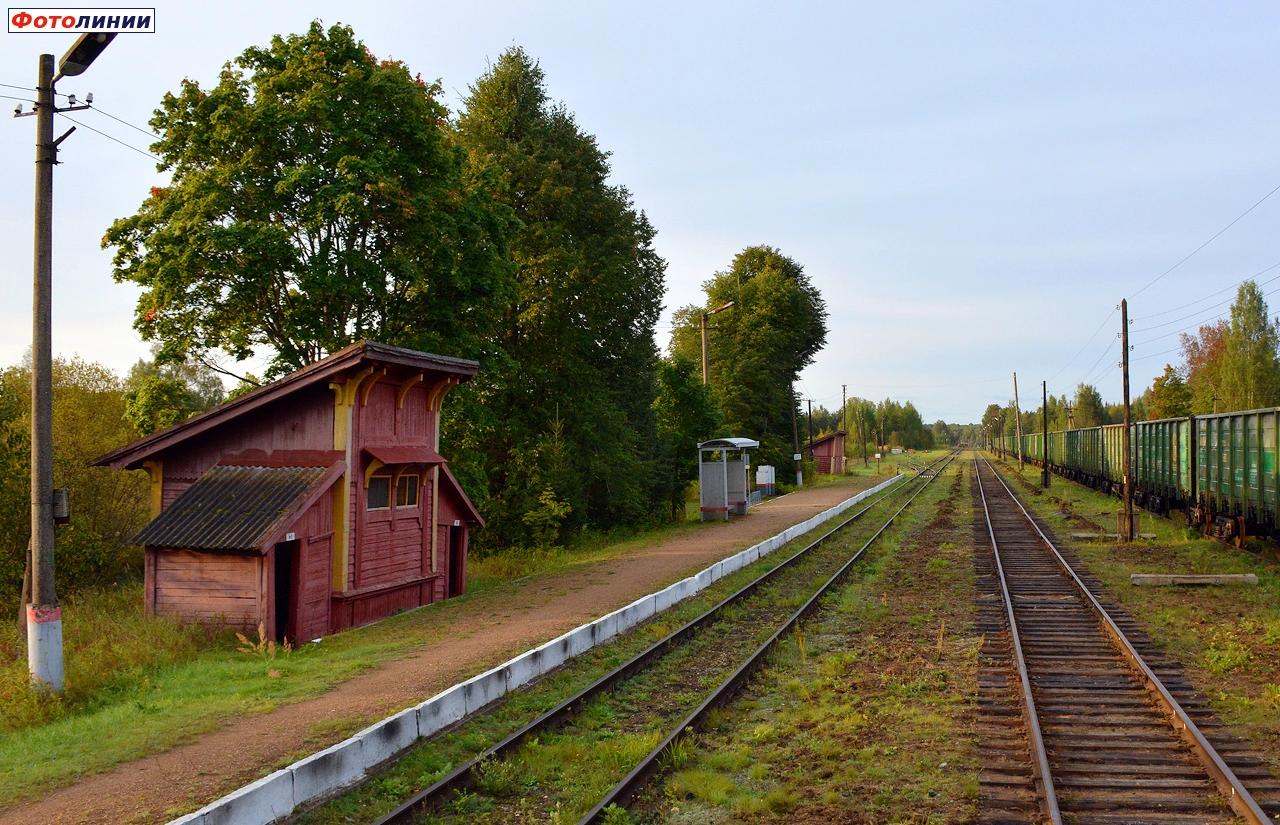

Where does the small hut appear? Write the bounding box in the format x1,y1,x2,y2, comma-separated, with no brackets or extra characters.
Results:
807,430,847,475
95,341,484,640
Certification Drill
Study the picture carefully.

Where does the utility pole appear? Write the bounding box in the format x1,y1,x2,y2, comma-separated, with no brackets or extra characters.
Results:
1012,372,1024,471
699,300,735,385
790,383,802,486
860,408,868,467
1042,380,1050,488
1121,299,1134,542
840,384,847,474
20,35,114,694
806,398,814,462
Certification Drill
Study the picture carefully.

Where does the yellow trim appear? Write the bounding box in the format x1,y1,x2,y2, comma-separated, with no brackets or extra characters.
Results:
359,367,387,406
364,460,387,486
142,460,163,516
328,368,371,592
396,373,424,408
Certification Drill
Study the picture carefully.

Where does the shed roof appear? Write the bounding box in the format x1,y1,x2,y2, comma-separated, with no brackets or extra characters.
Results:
698,437,760,450
806,430,848,450
95,341,478,470
133,463,342,552
363,444,445,466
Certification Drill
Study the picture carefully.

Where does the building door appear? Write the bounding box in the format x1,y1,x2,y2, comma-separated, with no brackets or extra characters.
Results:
447,526,465,597
273,540,299,642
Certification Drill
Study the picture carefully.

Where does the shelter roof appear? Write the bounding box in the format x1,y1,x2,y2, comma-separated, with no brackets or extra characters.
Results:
363,444,445,466
133,462,343,553
95,341,478,470
698,437,760,451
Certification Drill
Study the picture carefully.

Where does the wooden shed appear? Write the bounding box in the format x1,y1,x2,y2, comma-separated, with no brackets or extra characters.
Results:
807,430,847,475
95,341,484,641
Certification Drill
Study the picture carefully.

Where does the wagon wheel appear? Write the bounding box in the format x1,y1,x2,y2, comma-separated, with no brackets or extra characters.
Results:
1233,516,1248,549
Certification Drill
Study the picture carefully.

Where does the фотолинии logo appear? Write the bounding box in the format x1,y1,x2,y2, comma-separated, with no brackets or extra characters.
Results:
8,8,154,33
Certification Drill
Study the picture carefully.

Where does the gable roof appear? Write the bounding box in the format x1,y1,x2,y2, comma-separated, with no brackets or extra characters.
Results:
134,462,344,553
806,430,848,450
439,463,485,527
95,341,478,470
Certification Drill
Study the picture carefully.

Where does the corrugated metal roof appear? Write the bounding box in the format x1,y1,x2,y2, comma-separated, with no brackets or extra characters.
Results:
134,465,331,552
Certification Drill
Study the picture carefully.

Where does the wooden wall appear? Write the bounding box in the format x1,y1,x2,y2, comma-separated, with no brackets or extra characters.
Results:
150,549,263,628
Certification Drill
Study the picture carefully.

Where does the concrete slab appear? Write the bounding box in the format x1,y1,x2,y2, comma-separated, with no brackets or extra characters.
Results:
195,768,293,825
358,707,419,770
503,648,543,691
461,665,508,715
565,623,595,657
533,635,568,672
290,736,364,808
416,683,466,738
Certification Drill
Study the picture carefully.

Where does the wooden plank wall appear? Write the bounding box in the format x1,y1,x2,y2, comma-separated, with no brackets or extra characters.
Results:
153,550,262,628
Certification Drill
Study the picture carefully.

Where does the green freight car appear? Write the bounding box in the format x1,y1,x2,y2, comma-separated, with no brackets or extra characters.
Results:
990,409,1278,545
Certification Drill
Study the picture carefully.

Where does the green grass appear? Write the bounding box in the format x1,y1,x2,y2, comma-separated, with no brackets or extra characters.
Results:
0,473,881,809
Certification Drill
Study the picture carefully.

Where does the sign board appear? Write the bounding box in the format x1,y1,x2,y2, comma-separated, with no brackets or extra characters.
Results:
792,453,802,461
874,453,882,460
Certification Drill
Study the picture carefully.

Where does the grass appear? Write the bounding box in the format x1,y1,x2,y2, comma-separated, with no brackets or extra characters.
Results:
989,453,1280,775
650,458,979,824
0,470,886,810
295,470,931,823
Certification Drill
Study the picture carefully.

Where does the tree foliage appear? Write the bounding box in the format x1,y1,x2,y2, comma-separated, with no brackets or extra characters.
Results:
123,347,226,435
451,47,666,546
652,355,721,518
104,22,515,375
672,246,828,477
1144,364,1192,420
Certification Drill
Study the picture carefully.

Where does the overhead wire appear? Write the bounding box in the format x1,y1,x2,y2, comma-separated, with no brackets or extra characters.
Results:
1132,284,1280,349
54,111,160,161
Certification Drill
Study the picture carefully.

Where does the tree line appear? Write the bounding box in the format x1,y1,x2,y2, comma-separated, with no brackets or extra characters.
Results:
982,280,1280,436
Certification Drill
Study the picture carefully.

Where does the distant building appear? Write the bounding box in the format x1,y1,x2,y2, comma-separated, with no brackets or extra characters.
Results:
806,430,847,475
95,341,484,640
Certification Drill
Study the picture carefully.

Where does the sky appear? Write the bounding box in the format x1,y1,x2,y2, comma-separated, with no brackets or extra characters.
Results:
2,1,1279,424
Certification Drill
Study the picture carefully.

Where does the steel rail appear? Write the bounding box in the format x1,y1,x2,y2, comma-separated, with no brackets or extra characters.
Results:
577,451,960,824
974,458,1063,825
373,451,957,825
979,456,1273,825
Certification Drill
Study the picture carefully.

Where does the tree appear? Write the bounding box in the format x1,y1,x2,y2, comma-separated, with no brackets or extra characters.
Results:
1145,364,1191,420
104,22,515,376
980,403,1005,444
652,355,722,519
1219,281,1280,411
124,346,226,434
1181,320,1229,413
452,47,666,546
1072,383,1107,427
931,420,954,446
672,246,828,477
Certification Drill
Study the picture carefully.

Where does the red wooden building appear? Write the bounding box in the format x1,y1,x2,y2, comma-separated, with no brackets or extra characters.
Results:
95,341,484,641
807,430,847,475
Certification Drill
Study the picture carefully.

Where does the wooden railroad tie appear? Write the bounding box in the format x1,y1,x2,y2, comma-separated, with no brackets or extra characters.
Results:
1130,573,1258,587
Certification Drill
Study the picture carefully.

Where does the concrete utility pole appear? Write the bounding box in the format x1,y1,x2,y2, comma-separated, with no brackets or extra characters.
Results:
699,301,735,385
21,34,114,693
790,383,802,486
1121,299,1134,542
1042,380,1050,489
806,398,814,460
840,384,847,474
1012,372,1024,470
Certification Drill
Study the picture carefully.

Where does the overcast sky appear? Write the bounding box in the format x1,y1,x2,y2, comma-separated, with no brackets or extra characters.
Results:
3,1,1279,423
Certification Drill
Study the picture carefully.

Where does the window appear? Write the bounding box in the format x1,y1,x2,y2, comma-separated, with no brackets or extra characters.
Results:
367,474,391,510
396,473,419,508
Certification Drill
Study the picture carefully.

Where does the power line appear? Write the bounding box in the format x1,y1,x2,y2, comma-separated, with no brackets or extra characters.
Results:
1079,337,1119,386
1132,180,1280,298
0,93,36,104
1136,261,1280,320
1132,284,1280,349
1049,307,1116,382
1132,268,1280,333
54,111,159,161
88,104,159,139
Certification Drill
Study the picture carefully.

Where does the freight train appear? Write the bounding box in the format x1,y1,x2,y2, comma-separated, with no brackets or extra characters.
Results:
992,408,1280,546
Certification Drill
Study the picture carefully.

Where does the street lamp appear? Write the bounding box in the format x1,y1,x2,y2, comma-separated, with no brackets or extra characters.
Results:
700,300,735,385
21,32,114,694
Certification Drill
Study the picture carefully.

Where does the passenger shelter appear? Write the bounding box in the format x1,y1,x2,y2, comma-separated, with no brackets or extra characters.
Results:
698,438,759,521
807,430,847,475
95,341,484,641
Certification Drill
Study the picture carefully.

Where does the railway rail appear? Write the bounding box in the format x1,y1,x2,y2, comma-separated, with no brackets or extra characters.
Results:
370,451,958,825
975,455,1280,825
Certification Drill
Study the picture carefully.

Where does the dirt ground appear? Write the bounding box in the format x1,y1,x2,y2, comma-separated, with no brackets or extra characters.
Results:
1,478,882,825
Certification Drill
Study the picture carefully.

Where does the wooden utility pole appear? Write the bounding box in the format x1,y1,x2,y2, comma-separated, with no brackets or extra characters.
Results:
1013,372,1024,470
1042,380,1050,488
840,384,847,474
1121,299,1134,542
806,398,814,457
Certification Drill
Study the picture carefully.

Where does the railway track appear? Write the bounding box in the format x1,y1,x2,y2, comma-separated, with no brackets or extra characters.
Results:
370,451,958,825
974,455,1280,825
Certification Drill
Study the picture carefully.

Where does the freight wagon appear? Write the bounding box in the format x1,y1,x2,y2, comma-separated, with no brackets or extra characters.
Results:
992,408,1280,546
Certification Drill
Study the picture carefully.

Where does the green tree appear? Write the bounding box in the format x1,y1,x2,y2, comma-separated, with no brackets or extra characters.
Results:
123,347,226,435
672,246,828,477
652,355,722,519
104,22,515,375
1072,383,1107,427
1145,364,1192,420
1181,320,1229,413
452,47,666,546
1219,281,1280,411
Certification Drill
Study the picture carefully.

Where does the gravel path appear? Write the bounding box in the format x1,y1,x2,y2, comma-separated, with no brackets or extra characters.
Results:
1,477,880,825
